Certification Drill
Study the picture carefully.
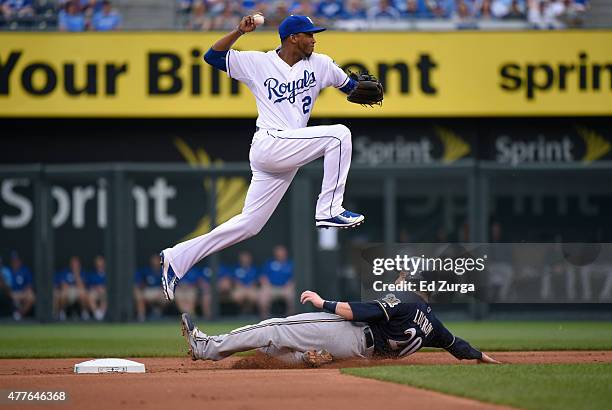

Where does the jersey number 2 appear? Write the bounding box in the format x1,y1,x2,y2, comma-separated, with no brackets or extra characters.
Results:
302,96,312,114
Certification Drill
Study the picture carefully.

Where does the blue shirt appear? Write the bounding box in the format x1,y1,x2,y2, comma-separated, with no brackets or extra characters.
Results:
92,11,121,31
87,270,106,287
10,266,33,291
2,0,32,10
217,264,236,281
178,268,200,286
59,10,86,32
262,259,294,287
316,0,345,19
393,0,429,17
1,267,11,288
135,267,160,288
200,266,213,283
231,264,258,286
54,269,80,287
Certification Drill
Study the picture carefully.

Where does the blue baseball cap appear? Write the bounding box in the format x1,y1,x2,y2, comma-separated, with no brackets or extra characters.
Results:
279,15,326,40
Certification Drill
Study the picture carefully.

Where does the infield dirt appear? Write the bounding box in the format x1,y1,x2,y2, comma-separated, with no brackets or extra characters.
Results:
1,351,611,410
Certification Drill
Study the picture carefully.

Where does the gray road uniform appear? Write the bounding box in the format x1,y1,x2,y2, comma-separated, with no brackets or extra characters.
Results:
189,292,482,364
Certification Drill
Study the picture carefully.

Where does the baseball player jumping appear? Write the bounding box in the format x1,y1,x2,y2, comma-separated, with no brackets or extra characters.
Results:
180,288,501,367
160,14,383,301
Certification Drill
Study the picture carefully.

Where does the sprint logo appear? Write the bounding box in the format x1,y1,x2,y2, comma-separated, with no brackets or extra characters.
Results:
173,137,248,240
434,126,470,164
576,126,611,164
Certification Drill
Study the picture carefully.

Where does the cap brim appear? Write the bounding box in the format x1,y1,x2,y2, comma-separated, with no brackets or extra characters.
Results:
303,27,326,34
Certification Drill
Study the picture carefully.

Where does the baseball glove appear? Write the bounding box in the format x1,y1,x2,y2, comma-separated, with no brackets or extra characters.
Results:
346,71,384,107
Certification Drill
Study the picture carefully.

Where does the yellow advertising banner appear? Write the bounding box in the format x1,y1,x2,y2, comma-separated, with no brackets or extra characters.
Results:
0,31,611,117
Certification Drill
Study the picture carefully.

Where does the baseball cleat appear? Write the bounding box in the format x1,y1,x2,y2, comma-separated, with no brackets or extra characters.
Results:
316,210,365,229
181,313,206,361
160,250,178,301
302,349,334,368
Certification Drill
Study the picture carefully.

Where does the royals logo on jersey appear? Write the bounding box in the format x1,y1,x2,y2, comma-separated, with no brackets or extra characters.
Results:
226,49,350,131
264,70,317,104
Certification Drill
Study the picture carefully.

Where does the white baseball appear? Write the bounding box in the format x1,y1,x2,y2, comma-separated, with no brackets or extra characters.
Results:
253,13,264,26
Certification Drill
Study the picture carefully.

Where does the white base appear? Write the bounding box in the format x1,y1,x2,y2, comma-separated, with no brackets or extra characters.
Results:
74,358,145,374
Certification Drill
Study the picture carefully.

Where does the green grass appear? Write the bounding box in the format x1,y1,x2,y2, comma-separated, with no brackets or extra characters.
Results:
0,322,247,358
0,321,611,358
443,321,612,351
342,364,612,410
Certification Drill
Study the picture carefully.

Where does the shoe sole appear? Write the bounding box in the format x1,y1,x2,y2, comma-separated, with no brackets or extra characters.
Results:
160,252,173,301
303,350,334,367
180,314,197,361
316,219,364,229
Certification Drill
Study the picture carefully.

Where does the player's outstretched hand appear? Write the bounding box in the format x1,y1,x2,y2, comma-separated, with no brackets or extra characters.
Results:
238,15,257,33
479,352,502,364
300,290,324,309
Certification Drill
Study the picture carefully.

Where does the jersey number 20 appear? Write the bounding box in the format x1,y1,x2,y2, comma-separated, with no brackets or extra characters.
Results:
302,96,312,114
388,328,423,358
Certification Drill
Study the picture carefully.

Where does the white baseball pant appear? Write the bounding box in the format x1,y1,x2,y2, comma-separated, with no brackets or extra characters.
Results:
164,124,352,278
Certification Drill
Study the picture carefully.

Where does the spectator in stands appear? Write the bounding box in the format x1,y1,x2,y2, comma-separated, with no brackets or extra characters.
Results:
368,0,402,20
134,254,168,322
0,256,14,318
528,0,568,28
489,0,525,18
423,0,454,18
79,0,103,20
54,256,88,321
316,0,345,24
453,0,477,20
9,251,35,321
188,0,212,30
86,255,107,321
290,0,315,16
477,0,493,17
259,245,295,318
505,0,526,18
229,251,259,315
342,0,367,19
207,0,226,16
394,0,423,18
266,1,289,27
558,0,587,26
212,0,241,30
177,0,194,27
1,0,34,19
574,0,589,12
242,0,258,14
174,267,201,315
0,256,11,289
91,0,121,31
59,1,87,32
216,261,235,303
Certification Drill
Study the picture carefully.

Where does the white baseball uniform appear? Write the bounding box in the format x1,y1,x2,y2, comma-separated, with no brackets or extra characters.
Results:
165,49,353,278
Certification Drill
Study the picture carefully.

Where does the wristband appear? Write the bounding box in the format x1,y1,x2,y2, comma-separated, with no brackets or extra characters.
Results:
237,28,245,35
323,301,337,313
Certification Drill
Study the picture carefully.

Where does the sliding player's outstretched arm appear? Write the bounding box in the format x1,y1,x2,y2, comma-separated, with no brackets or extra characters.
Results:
430,315,502,364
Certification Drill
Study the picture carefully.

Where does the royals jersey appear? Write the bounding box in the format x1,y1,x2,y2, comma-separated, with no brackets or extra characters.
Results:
225,50,350,130
349,292,483,360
